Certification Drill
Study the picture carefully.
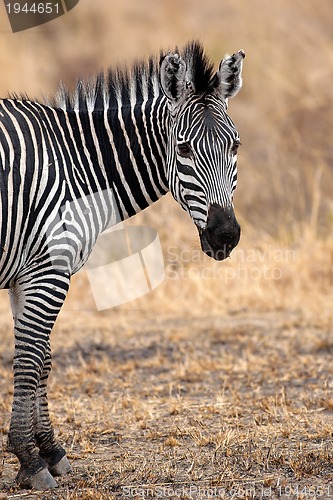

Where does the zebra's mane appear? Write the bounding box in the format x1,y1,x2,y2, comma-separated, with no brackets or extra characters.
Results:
53,41,216,112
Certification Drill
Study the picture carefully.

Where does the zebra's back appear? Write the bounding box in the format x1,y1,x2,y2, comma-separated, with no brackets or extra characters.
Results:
0,98,112,288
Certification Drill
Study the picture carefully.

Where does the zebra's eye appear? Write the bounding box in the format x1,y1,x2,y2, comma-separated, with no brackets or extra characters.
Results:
177,142,192,158
231,140,241,156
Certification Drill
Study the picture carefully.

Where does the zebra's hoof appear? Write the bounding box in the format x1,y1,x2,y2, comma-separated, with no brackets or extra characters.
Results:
16,467,58,490
49,455,72,476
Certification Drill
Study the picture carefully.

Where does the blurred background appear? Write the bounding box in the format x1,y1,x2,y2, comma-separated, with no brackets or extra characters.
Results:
0,0,332,319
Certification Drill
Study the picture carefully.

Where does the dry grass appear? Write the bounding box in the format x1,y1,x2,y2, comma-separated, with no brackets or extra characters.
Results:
0,0,333,498
0,307,333,498
1,226,333,497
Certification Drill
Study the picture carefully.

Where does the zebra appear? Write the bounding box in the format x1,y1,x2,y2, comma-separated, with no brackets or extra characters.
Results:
0,41,244,489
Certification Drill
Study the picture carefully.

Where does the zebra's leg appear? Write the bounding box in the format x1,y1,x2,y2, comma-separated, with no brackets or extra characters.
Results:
34,339,72,477
8,271,70,489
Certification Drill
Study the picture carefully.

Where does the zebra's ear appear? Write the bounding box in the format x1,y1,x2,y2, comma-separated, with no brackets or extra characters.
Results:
160,52,187,102
215,50,245,99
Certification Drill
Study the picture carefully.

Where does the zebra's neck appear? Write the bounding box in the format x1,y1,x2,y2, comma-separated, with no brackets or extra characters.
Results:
53,60,172,225
72,93,170,224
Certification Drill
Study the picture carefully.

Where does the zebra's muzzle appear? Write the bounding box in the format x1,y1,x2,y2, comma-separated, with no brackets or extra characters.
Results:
199,204,241,261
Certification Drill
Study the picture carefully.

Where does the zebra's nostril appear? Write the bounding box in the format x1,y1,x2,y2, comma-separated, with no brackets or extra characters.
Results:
199,204,241,260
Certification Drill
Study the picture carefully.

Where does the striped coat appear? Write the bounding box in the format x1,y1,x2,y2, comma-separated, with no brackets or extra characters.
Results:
0,42,244,489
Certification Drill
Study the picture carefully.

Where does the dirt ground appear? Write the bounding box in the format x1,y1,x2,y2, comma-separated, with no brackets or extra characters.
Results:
1,293,332,499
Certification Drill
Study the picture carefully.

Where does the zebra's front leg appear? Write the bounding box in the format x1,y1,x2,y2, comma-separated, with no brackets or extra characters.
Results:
8,271,70,489
8,340,58,489
34,340,71,477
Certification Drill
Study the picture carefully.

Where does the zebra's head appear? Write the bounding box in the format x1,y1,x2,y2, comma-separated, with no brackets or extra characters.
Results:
160,43,244,261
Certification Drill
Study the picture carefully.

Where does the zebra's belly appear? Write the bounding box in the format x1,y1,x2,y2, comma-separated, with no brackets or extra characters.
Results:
0,210,99,289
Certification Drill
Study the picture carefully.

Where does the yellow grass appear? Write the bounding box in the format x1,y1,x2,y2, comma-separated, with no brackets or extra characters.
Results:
0,0,333,497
